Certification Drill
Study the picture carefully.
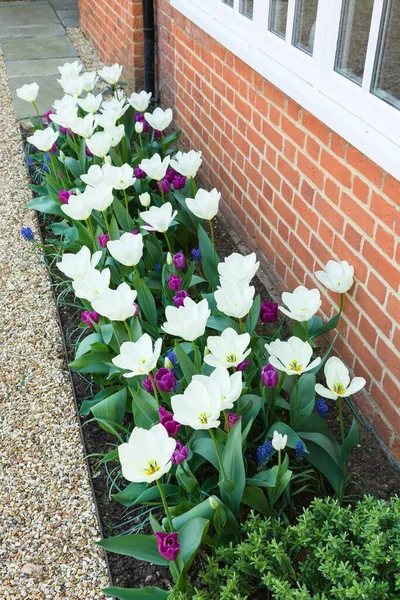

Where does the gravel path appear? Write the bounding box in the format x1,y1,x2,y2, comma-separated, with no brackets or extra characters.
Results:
0,48,109,598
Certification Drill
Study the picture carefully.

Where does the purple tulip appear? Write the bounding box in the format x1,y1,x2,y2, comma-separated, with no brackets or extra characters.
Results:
261,363,279,388
98,233,110,248
260,300,279,323
81,310,99,327
158,178,171,194
165,168,177,183
155,368,176,393
85,144,94,157
173,290,189,307
172,175,186,190
142,376,154,394
135,112,144,122
131,229,139,235
155,532,180,561
237,360,251,372
49,142,58,153
173,252,186,271
132,302,140,318
134,165,146,179
171,441,188,464
59,126,71,135
224,412,241,431
43,110,54,123
168,274,182,291
154,129,162,140
159,407,181,436
58,189,72,204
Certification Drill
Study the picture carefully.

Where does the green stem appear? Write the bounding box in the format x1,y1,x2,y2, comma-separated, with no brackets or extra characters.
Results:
209,429,227,480
209,219,215,248
103,210,112,239
85,218,96,250
278,449,282,467
134,264,141,281
32,101,40,117
123,319,133,341
156,480,174,532
149,373,160,408
190,177,197,197
164,231,173,255
304,320,309,341
223,410,231,432
339,293,344,315
239,317,245,333
71,133,79,158
123,189,129,216
138,132,143,152
192,340,201,372
338,396,345,442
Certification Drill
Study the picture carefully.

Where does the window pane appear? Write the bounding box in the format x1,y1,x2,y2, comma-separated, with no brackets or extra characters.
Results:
335,0,374,85
269,0,289,39
240,0,253,19
222,0,233,7
292,0,319,56
371,0,400,109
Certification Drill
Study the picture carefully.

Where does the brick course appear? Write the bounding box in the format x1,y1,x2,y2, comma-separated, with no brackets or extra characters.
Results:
79,0,400,461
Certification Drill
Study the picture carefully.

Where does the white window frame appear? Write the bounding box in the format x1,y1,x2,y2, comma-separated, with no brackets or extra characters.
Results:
170,0,400,181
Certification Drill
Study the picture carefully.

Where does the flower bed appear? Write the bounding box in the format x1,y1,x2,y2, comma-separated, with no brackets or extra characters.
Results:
20,63,400,599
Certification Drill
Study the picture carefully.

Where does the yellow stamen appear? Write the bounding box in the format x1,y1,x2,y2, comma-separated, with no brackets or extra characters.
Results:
144,460,160,476
226,353,238,363
199,412,210,424
333,383,345,395
289,360,303,373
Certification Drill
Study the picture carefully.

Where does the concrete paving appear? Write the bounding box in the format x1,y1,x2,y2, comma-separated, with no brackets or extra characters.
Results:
0,0,80,119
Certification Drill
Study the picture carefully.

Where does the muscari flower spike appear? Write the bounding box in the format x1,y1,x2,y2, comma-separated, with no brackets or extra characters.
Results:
295,440,306,459
20,226,35,241
256,440,274,465
316,398,329,418
191,247,202,262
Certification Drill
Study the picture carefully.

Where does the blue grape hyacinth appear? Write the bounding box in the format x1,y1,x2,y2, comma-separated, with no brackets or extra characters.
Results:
191,247,202,262
20,226,34,241
154,263,162,274
316,398,329,418
295,440,306,459
256,440,274,465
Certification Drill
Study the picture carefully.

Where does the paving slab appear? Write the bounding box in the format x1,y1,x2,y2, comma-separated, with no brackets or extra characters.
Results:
0,23,66,39
4,57,67,78
0,2,59,27
1,34,77,61
50,0,78,9
57,8,80,27
8,74,63,119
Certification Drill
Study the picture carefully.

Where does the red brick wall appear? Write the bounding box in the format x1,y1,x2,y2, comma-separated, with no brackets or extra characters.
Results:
79,0,144,88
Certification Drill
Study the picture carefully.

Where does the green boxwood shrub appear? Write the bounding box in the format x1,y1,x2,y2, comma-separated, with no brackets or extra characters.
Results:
176,495,400,600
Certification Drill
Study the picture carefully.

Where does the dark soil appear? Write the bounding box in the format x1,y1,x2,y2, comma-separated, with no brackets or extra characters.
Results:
38,208,400,597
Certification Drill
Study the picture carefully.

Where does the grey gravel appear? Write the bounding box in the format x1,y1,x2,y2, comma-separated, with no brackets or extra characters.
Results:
0,46,109,598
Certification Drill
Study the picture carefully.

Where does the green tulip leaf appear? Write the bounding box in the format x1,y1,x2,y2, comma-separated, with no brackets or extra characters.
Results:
98,534,168,566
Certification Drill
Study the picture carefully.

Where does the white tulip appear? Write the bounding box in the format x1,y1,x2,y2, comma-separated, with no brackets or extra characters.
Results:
272,431,288,451
218,252,260,284
114,88,126,101
265,336,321,376
171,379,222,430
135,121,144,134
100,97,129,120
215,280,255,319
128,90,152,112
50,95,78,129
81,71,99,92
193,366,242,410
139,153,170,181
315,260,354,294
104,124,125,147
92,282,138,321
119,423,176,483
57,246,102,280
107,232,144,267
77,92,103,114
204,327,251,369
72,268,111,302
139,192,151,207
16,82,39,103
58,76,85,97
98,63,123,85
170,150,202,178
186,188,220,220
61,193,93,220
95,110,118,129
315,357,366,400
86,132,112,158
161,297,210,341
144,106,173,131
103,163,136,190
81,164,105,187
279,286,321,322
112,334,162,377
58,60,82,79
27,128,59,152
166,252,173,265
70,113,96,138
85,182,114,212
140,202,177,233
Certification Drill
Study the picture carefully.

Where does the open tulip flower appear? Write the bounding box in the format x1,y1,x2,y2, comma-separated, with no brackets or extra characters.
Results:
162,297,210,341
214,280,255,319
139,153,170,181
193,366,242,410
185,188,220,220
218,252,260,284
107,232,144,267
92,282,138,321
58,60,82,79
86,131,112,158
144,106,173,132
27,127,59,152
112,333,162,377
98,63,123,85
102,163,136,190
81,71,98,92
70,113,96,138
118,423,176,483
77,92,103,114
61,193,93,220
85,182,114,212
128,90,152,112
170,150,202,178
72,268,111,302
204,327,251,368
279,286,322,322
315,260,354,294
272,431,288,451
57,246,102,280
16,82,39,103
140,202,178,233
315,356,366,400
81,164,106,187
171,379,223,429
265,336,321,375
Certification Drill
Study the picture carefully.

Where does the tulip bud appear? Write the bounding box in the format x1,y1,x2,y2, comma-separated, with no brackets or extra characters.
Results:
171,441,188,465
135,121,144,134
168,274,182,291
261,363,279,388
59,149,66,163
159,406,181,435
208,496,219,510
97,233,110,248
260,299,279,323
139,192,151,207
173,252,186,271
155,368,176,393
104,155,112,164
272,431,288,452
164,356,174,371
166,252,173,265
155,532,180,561
173,290,189,307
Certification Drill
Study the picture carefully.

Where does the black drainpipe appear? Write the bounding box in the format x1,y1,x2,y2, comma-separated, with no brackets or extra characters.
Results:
142,0,155,97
